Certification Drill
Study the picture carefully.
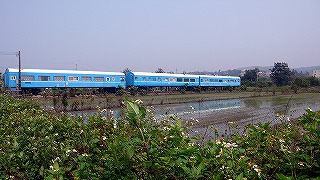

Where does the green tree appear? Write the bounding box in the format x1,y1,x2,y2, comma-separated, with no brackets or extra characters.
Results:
270,62,293,86
242,68,259,82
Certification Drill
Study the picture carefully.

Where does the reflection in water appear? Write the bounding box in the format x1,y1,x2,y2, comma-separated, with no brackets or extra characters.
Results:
243,98,262,109
154,99,240,117
68,94,320,142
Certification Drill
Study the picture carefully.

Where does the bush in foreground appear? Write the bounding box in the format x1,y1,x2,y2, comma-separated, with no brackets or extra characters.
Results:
0,94,319,179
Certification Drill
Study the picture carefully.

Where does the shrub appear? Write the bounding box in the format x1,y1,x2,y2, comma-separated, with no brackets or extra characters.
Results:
0,94,319,179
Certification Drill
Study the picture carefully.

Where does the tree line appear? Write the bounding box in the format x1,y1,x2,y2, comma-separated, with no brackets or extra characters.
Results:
241,62,320,88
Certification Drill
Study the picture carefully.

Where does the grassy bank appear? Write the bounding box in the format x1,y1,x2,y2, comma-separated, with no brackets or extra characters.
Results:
0,94,319,179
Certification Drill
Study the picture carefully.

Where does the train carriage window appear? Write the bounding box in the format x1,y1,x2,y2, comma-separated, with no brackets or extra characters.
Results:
190,79,195,82
54,76,65,81
184,78,189,82
143,77,146,81
106,77,110,82
170,78,176,82
112,77,116,81
38,76,50,81
10,76,16,80
120,77,125,82
163,78,168,82
229,80,235,82
68,76,79,81
177,78,182,82
219,80,223,82
94,77,104,82
158,78,161,82
82,76,92,81
135,77,138,81
22,76,34,81
148,77,152,81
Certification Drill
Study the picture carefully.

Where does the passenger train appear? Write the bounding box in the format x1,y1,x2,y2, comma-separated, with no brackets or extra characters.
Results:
2,68,240,92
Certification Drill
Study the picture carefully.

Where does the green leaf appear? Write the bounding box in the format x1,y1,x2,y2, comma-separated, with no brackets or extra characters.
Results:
235,173,243,180
276,173,292,180
90,138,99,144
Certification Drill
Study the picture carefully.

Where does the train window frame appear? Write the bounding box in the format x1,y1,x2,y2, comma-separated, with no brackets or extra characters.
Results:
22,75,35,81
10,76,16,80
68,76,79,81
82,76,92,82
184,78,189,82
158,78,161,82
177,78,183,82
143,77,146,81
120,77,125,82
190,79,196,82
112,77,116,81
94,77,104,82
106,77,110,82
38,76,50,81
54,76,65,81
170,78,176,82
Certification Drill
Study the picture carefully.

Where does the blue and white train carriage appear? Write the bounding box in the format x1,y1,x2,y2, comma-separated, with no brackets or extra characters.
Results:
125,72,201,87
125,72,240,88
2,68,126,91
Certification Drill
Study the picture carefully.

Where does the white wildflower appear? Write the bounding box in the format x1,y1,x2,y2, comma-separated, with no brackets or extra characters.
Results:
72,149,77,153
253,165,262,176
102,136,107,140
135,99,143,104
298,161,304,166
82,153,88,156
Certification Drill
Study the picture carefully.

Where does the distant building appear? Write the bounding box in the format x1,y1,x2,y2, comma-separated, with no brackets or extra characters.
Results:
257,71,271,78
309,69,320,78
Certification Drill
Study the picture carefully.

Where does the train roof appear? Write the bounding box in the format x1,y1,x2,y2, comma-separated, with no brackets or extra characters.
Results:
199,74,240,79
129,72,239,78
129,72,201,78
6,68,125,75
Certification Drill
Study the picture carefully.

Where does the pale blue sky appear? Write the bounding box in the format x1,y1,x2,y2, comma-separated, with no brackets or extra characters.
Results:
1,0,319,73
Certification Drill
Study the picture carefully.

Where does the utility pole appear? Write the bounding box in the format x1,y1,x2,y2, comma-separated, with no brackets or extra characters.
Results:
17,51,21,94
